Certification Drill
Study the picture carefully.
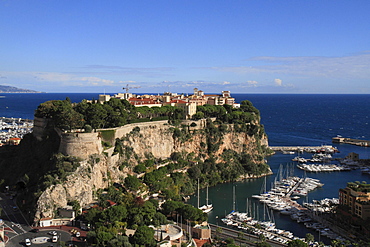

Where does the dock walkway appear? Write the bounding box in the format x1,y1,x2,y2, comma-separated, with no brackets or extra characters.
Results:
269,145,337,152
332,136,370,147
270,146,322,151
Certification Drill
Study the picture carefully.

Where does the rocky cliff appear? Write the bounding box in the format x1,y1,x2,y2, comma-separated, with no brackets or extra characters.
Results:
33,118,269,221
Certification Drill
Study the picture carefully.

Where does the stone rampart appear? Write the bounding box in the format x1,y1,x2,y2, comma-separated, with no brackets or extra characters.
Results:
43,118,266,160
110,120,169,139
58,132,103,160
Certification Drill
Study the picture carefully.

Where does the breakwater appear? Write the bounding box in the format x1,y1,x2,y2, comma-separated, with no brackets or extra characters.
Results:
269,145,338,153
332,137,370,147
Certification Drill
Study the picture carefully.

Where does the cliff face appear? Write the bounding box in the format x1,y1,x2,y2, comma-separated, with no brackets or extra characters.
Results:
33,119,269,221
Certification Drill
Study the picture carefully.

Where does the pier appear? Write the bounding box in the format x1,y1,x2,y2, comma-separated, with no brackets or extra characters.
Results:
269,145,338,153
332,136,370,147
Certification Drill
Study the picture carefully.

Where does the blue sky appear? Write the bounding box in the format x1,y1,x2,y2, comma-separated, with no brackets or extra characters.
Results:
1,0,370,94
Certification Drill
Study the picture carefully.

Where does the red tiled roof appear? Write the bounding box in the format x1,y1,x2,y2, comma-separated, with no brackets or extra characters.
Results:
107,200,117,206
170,100,187,104
40,217,53,221
128,98,160,105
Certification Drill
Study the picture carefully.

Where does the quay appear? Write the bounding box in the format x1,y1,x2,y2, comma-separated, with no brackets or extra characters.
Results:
332,136,370,147
269,145,338,153
209,223,287,247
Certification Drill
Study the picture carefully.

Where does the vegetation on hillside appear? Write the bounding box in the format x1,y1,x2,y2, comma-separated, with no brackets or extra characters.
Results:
72,184,206,246
34,97,265,131
34,97,183,130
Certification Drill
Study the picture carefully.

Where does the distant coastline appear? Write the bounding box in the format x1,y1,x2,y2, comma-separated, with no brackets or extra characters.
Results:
0,91,45,93
0,84,44,93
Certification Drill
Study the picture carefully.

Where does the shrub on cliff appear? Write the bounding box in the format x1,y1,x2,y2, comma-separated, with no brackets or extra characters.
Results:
84,124,92,133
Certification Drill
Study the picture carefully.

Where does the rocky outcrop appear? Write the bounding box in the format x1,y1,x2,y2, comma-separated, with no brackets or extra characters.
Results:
34,119,269,221
35,157,116,220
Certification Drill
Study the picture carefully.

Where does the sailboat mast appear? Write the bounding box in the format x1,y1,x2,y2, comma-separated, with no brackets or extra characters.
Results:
233,186,236,211
206,185,209,205
197,179,200,208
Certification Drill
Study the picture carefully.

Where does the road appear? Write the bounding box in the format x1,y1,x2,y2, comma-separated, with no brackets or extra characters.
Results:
0,193,74,246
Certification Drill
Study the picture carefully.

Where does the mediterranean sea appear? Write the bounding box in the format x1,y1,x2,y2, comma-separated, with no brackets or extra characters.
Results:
1,93,370,241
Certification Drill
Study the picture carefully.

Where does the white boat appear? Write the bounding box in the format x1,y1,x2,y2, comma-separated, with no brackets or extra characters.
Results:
198,183,213,213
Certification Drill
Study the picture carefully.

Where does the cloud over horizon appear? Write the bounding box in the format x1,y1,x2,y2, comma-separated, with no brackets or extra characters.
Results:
274,79,282,86
207,51,370,79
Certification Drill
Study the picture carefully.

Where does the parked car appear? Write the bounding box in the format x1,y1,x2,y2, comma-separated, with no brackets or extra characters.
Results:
52,236,58,243
25,238,31,246
30,228,39,233
48,230,57,236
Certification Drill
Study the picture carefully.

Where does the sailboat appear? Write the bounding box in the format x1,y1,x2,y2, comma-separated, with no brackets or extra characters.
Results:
251,176,268,199
199,184,213,213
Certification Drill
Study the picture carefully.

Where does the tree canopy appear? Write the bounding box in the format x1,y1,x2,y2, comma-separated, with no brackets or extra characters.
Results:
35,98,185,131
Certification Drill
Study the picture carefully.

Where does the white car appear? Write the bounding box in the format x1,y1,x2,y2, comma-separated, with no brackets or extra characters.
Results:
49,230,57,236
52,235,58,243
25,238,31,246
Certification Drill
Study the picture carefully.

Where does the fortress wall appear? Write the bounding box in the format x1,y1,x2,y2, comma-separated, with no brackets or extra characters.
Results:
54,118,267,160
112,120,169,139
58,132,103,160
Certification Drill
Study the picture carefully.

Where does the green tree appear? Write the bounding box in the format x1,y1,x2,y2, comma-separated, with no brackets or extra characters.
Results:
287,239,308,247
125,175,142,191
192,111,205,120
69,200,81,216
134,164,146,173
108,235,133,247
259,233,266,242
101,205,128,223
85,207,102,226
96,230,114,246
256,242,271,247
132,225,155,246
84,124,93,133
240,100,259,114
34,100,84,130
305,233,314,244
85,103,107,129
161,200,182,215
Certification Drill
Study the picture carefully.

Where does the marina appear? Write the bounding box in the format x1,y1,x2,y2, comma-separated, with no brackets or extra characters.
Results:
0,117,33,145
190,144,370,244
219,172,349,245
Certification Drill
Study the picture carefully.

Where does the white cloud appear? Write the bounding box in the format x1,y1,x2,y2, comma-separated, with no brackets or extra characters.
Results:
274,79,282,86
79,65,174,77
222,81,230,85
0,71,119,88
119,80,137,84
80,77,115,85
247,80,258,86
207,51,370,79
